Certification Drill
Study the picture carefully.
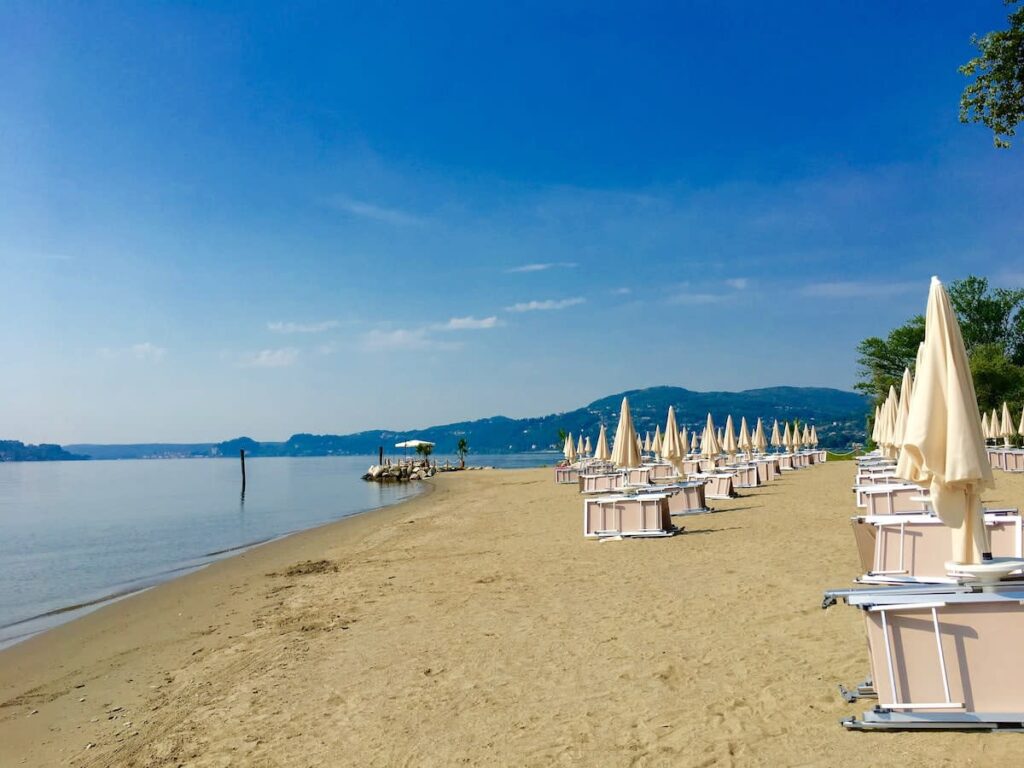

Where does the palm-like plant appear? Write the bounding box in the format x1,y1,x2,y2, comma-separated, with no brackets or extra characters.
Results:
415,442,434,465
456,437,469,469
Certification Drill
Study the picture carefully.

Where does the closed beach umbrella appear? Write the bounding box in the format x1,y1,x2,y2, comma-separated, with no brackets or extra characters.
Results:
754,418,768,454
661,407,683,470
611,397,642,469
738,417,751,459
1001,401,1014,447
990,408,1000,440
802,424,811,447
897,277,993,565
1018,406,1024,437
563,432,574,462
793,421,803,450
576,434,585,457
771,419,781,451
679,427,689,456
651,425,663,457
810,425,819,447
690,430,699,454
981,411,991,442
893,368,913,452
871,405,882,445
584,435,592,455
782,422,792,452
722,415,739,461
702,413,722,460
594,424,610,461
643,432,652,453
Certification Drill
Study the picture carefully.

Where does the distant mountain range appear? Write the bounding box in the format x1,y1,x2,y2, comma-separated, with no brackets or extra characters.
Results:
0,440,88,462
42,385,870,461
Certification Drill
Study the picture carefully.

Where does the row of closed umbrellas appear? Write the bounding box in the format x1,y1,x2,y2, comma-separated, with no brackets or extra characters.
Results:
562,403,819,468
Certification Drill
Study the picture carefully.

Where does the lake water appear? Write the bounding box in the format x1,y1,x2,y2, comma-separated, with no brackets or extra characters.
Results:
0,453,555,648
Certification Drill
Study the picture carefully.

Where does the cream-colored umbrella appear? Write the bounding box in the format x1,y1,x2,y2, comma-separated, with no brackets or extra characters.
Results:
871,404,882,445
782,422,792,452
722,415,738,462
738,417,752,459
643,431,652,453
753,418,768,454
794,420,804,450
810,425,819,447
771,419,781,451
701,413,722,466
565,432,577,463
1001,401,1014,447
801,424,811,447
990,408,1000,441
611,398,641,469
584,435,592,456
661,407,683,471
679,427,689,457
594,424,610,461
576,434,585,457
981,411,991,443
879,386,898,458
893,368,913,452
562,432,574,462
651,425,663,457
1018,406,1024,438
897,277,993,565
690,430,699,454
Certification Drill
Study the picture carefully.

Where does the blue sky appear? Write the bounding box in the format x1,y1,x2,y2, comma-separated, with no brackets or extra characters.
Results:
3,1,1023,443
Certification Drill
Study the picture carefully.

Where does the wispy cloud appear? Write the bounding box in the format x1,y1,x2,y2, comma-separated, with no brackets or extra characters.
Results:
327,196,423,226
725,277,749,290
267,320,339,334
505,297,585,312
505,262,578,273
800,280,921,298
667,292,725,305
242,348,299,368
611,287,632,295
435,315,499,331
99,342,167,362
362,328,460,351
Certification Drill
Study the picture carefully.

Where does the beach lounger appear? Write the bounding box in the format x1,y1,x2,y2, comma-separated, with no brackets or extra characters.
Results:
725,464,759,489
631,482,710,515
555,466,579,484
687,472,736,500
582,493,675,538
578,472,626,494
828,584,1024,730
859,484,929,515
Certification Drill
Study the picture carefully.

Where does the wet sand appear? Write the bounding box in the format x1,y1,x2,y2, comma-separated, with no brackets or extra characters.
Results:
2,463,1023,767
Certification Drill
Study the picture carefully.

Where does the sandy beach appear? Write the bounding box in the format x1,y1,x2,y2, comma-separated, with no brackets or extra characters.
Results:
3,463,1023,767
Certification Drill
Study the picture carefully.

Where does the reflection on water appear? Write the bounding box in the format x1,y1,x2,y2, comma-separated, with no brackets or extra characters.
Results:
0,452,552,647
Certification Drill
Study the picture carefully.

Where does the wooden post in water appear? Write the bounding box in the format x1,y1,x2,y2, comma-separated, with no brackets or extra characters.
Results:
240,449,247,495
378,445,383,466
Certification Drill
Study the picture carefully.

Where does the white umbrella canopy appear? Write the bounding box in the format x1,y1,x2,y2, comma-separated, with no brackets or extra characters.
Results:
701,413,722,460
810,424,819,447
782,422,792,451
753,418,768,453
771,419,781,450
871,405,882,444
565,432,578,463
802,424,812,447
893,367,913,451
990,408,1000,440
690,430,700,454
584,435,592,455
738,417,752,458
643,432,652,453
562,433,574,461
611,397,642,469
679,427,689,456
651,425,663,457
1018,405,1024,438
897,277,993,565
722,415,739,460
981,411,991,441
576,434,585,457
1001,401,1014,446
879,386,898,458
594,424,610,461
661,407,683,467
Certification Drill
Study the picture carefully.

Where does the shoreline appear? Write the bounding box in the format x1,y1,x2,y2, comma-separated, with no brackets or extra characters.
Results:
5,465,1024,766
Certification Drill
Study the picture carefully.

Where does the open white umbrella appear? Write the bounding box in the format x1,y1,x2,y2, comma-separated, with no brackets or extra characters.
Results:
611,398,641,469
594,424,610,461
897,277,993,565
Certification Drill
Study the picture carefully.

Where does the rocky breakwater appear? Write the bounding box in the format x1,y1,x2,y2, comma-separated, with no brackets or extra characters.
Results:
362,462,437,482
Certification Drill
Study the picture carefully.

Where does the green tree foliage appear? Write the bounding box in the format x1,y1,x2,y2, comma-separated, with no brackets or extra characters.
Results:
415,442,434,463
456,437,469,469
856,276,1024,413
959,1,1024,148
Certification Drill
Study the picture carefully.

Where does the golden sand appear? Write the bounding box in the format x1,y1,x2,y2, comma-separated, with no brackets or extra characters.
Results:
3,463,1024,766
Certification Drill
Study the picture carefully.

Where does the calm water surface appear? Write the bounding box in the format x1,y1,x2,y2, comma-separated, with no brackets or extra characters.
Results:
0,453,553,647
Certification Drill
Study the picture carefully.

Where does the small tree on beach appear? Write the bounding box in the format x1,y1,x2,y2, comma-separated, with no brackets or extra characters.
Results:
415,443,434,465
456,437,469,469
